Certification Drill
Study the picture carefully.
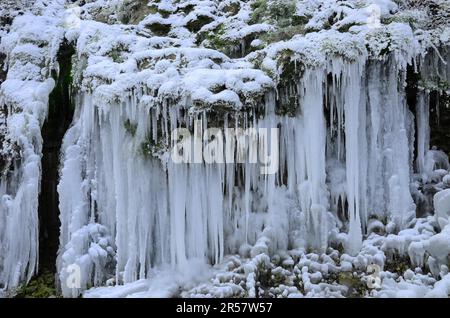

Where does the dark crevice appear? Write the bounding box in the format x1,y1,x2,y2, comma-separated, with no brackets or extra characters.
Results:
38,40,75,273
430,91,450,157
0,52,7,83
406,63,419,168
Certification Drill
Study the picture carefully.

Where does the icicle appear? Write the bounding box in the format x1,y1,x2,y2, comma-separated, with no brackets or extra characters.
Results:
342,61,363,256
416,90,430,178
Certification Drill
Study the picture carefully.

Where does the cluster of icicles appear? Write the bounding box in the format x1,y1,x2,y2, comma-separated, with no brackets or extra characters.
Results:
56,55,431,297
1,51,449,297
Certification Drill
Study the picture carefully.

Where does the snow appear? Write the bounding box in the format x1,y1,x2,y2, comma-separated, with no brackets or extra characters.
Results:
84,259,214,298
182,68,272,109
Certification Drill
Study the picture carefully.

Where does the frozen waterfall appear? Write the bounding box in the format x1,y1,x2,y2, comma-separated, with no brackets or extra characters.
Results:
1,0,450,298
55,55,427,296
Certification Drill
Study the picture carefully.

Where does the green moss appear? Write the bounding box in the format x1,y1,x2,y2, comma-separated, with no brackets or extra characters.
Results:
150,5,172,18
260,25,305,44
137,52,177,70
49,41,75,118
384,256,412,275
267,0,298,28
141,137,167,159
223,2,241,16
255,261,272,290
108,49,124,63
270,270,287,286
120,13,130,24
337,272,368,298
201,24,226,46
147,5,159,15
441,92,450,107
124,119,137,136
382,14,421,30
250,0,269,25
336,23,358,33
15,270,61,298
250,0,300,28
200,24,240,55
120,0,160,24
419,75,450,91
292,14,310,26
275,94,298,117
249,0,307,45
368,33,392,58
293,274,305,294
274,50,303,117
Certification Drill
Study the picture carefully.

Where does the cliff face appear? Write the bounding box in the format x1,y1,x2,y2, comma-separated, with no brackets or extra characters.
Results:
1,0,450,298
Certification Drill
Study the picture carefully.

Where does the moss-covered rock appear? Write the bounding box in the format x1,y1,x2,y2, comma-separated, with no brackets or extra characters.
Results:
186,15,214,33
273,50,304,117
119,0,158,24
249,0,306,45
107,43,130,63
124,119,137,136
260,25,305,43
15,270,61,298
141,136,167,159
337,272,369,297
222,1,241,16
250,0,301,28
384,255,413,275
146,22,172,36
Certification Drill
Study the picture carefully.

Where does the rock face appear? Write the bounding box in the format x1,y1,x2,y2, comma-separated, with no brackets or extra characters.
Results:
38,40,75,272
0,0,450,298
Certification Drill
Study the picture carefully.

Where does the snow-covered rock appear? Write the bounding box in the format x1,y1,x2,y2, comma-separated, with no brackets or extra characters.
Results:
434,189,450,229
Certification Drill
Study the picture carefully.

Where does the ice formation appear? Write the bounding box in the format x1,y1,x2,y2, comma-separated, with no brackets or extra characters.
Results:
1,0,450,298
0,0,64,292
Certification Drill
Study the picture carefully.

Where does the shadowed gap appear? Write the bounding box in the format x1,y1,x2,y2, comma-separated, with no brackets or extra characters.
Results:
38,40,75,272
